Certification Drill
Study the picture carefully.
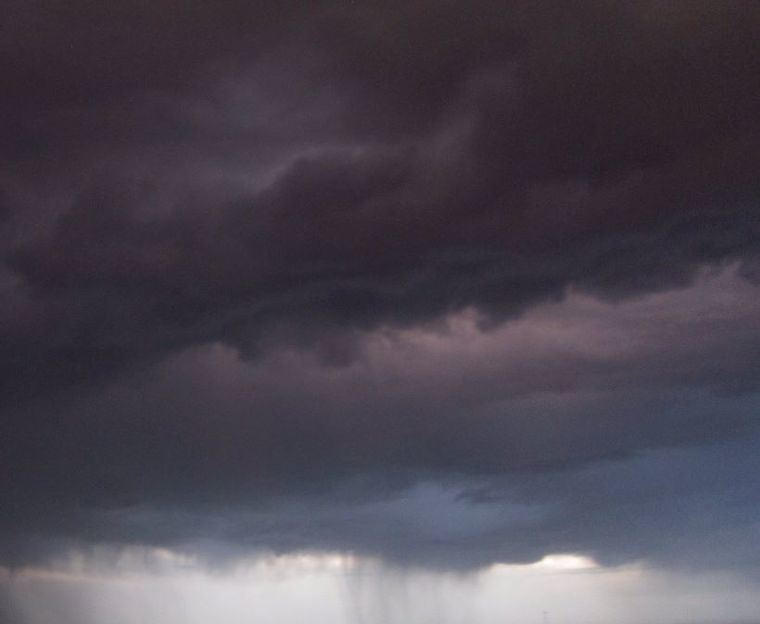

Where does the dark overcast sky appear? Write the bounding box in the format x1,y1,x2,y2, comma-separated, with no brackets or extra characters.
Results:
2,1,760,621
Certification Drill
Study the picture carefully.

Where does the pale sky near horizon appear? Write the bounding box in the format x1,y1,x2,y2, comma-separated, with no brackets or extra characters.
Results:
4,550,760,624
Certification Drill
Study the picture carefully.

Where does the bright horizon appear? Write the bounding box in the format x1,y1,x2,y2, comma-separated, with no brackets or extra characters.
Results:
5,549,760,624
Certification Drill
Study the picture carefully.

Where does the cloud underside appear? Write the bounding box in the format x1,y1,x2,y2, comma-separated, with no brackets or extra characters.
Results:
1,0,760,572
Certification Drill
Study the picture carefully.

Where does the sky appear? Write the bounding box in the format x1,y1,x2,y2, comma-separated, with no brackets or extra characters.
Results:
2,1,760,623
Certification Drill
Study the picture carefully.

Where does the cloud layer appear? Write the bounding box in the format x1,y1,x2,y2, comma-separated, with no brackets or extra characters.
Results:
2,0,760,575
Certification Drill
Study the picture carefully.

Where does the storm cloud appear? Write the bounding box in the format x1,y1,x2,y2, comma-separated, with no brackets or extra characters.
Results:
2,0,760,588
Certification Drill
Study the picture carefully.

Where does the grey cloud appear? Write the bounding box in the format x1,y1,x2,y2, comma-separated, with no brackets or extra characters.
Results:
2,269,759,569
2,0,760,577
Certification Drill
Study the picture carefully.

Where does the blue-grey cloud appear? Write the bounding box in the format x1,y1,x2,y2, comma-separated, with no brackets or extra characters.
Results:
1,0,760,581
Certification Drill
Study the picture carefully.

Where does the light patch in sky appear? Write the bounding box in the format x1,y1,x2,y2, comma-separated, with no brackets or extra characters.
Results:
530,554,598,571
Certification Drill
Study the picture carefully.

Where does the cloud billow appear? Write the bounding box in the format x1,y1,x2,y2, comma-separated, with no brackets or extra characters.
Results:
1,0,760,573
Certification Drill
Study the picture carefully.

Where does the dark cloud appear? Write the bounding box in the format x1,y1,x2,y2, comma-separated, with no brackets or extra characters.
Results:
1,0,760,574
2,269,760,570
